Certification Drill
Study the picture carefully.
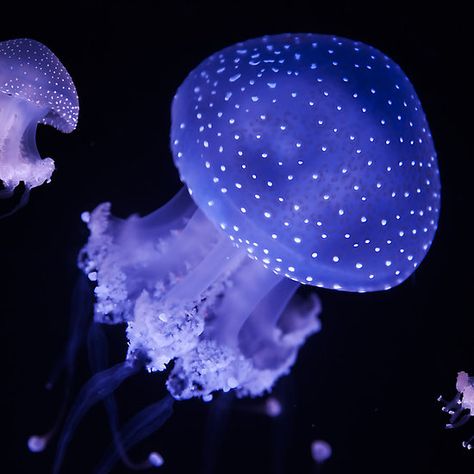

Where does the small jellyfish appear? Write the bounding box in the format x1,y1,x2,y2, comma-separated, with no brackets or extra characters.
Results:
33,33,440,472
439,371,474,449
0,38,79,210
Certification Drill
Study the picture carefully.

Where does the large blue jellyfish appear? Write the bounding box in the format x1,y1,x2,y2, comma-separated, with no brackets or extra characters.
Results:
0,38,79,207
40,33,440,471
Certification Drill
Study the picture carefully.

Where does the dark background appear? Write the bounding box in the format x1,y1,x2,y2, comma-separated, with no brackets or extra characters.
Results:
1,1,472,473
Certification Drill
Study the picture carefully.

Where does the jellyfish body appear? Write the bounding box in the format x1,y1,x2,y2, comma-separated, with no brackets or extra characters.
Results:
439,371,474,450
80,33,439,402
41,33,440,472
0,38,79,196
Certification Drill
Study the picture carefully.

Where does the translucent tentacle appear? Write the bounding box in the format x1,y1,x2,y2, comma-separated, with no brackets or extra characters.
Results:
28,272,93,453
53,361,141,474
89,323,164,471
53,272,94,388
201,392,234,474
0,186,29,219
94,395,174,474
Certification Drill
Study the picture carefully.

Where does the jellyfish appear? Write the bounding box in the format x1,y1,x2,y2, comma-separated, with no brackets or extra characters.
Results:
439,371,474,449
33,33,440,472
0,38,79,213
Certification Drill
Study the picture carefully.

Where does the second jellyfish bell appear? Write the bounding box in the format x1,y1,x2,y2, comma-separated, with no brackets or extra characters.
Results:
0,38,79,212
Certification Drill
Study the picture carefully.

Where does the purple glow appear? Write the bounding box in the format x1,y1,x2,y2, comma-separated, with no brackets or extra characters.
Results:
311,439,332,463
40,33,441,472
0,38,79,197
265,396,282,417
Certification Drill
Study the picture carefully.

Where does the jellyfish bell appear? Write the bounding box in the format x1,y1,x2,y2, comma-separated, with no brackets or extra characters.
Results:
0,38,79,209
171,33,441,292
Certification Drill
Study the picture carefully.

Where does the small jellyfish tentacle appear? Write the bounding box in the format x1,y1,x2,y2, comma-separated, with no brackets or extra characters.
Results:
201,392,235,474
53,360,143,474
88,322,168,472
0,186,30,219
63,273,95,380
0,185,14,198
94,395,174,474
43,273,92,394
88,322,132,466
28,272,93,454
